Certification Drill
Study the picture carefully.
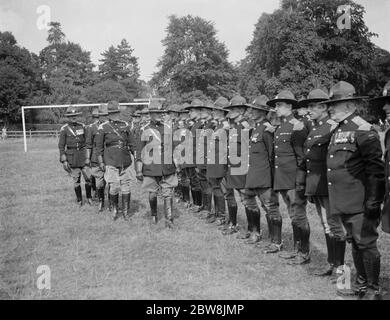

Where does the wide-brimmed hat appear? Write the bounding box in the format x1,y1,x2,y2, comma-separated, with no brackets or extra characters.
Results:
207,97,230,112
132,110,141,118
98,104,109,116
249,95,275,112
370,80,390,105
184,98,206,110
148,99,167,113
178,103,189,113
107,101,120,114
298,89,329,108
225,95,250,109
167,104,182,113
92,106,100,118
267,90,298,108
65,106,82,117
320,81,368,105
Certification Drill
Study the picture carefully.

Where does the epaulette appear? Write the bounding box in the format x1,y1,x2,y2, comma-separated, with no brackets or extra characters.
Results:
264,122,276,133
352,116,372,131
326,119,338,131
289,118,304,131
97,121,108,130
60,124,68,131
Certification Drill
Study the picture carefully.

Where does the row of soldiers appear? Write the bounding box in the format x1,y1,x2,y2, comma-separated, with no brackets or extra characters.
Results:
58,80,390,300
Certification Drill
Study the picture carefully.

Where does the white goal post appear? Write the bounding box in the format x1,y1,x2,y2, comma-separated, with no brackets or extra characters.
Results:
21,101,152,152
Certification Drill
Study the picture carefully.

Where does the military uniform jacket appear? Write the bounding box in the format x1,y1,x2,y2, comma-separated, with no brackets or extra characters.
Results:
58,122,87,168
327,113,385,215
207,120,229,179
300,117,337,196
85,121,100,166
382,129,390,233
136,121,176,177
273,115,308,191
197,120,213,171
95,120,136,169
226,121,249,189
181,120,198,169
245,120,274,189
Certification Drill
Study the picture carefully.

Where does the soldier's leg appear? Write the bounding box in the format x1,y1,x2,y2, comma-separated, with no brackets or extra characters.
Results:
92,166,106,212
142,176,160,224
120,166,132,221
222,186,239,235
71,168,83,206
197,168,211,217
242,189,261,244
81,166,93,205
257,188,283,253
104,166,120,220
181,169,191,204
207,177,225,224
160,174,178,228
186,168,202,209
347,213,381,300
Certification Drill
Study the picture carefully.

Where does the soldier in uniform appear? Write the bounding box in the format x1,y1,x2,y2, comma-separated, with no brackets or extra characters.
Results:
205,97,230,224
58,106,92,206
298,89,347,275
222,95,251,237
182,100,204,211
267,90,310,264
322,81,385,300
135,100,178,228
371,81,390,235
85,104,109,212
87,107,100,200
95,101,137,221
242,96,282,247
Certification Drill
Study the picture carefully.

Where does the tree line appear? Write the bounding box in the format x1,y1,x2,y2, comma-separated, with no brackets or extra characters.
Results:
1,0,390,125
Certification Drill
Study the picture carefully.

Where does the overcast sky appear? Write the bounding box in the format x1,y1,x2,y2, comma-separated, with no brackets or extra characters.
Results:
0,0,389,81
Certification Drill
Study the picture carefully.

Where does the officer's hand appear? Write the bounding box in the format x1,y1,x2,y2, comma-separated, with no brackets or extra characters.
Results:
136,172,144,182
99,162,106,172
63,161,71,173
85,158,91,166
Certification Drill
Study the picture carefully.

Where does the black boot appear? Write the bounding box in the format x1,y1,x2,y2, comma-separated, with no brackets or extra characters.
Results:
108,185,112,212
264,217,283,253
315,234,335,276
288,223,311,265
182,186,190,203
199,193,212,219
110,194,119,220
97,187,105,213
149,194,158,224
164,197,174,228
246,209,261,245
361,251,382,300
279,224,300,259
74,186,83,206
122,193,131,221
238,207,253,240
265,214,272,239
85,184,92,205
190,190,202,212
222,205,238,235
91,176,97,200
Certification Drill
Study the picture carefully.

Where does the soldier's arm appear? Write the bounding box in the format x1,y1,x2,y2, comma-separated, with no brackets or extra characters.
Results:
84,125,92,163
95,126,105,165
58,126,67,163
357,130,386,217
263,130,274,166
291,127,309,190
127,127,137,156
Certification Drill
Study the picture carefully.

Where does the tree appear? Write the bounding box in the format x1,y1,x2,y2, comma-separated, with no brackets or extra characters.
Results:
151,15,238,102
82,79,133,103
0,31,44,123
239,0,390,99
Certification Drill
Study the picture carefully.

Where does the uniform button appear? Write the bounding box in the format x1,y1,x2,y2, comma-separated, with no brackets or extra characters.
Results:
328,182,332,186
307,149,310,152
313,128,316,131
276,136,279,139
343,147,347,150
275,166,278,169
308,138,312,141
307,170,310,174
275,156,278,159
306,159,310,162
275,146,279,149
328,169,331,172
338,129,342,132
330,155,334,158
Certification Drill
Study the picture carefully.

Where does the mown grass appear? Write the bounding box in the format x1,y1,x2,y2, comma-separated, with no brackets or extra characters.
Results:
0,138,389,300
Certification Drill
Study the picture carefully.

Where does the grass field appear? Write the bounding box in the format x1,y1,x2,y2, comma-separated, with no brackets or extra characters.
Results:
1,138,389,300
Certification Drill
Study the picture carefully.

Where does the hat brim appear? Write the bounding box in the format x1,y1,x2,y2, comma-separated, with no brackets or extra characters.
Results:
298,98,329,108
108,110,120,114
370,96,390,104
148,109,167,113
319,96,369,105
65,113,82,117
248,104,274,112
224,104,251,109
267,99,298,108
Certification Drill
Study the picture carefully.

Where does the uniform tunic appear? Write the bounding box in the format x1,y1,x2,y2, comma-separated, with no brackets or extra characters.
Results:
207,120,229,179
327,113,385,216
85,121,100,166
58,122,87,168
382,129,390,233
300,117,337,196
95,120,136,169
273,115,308,191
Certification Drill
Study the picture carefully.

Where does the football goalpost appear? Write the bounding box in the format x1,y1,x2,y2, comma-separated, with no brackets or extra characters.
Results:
21,100,154,152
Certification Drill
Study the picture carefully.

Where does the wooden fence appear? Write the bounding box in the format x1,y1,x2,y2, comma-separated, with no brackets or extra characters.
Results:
4,130,60,139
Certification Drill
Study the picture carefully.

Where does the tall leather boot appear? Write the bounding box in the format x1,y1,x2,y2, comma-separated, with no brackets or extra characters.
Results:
361,252,382,300
222,205,238,235
91,176,97,200
74,186,83,206
337,243,367,297
122,193,131,221
264,218,283,253
164,197,174,228
214,195,226,225
200,193,212,220
315,234,335,276
85,183,92,205
108,185,112,212
110,194,119,221
238,207,253,240
288,223,311,265
149,193,158,224
97,187,105,213
190,190,202,212
279,224,300,259
265,214,272,239
206,195,218,224
182,186,190,203
246,209,261,244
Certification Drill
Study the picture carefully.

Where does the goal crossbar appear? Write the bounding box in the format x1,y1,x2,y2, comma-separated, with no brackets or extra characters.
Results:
21,102,150,152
